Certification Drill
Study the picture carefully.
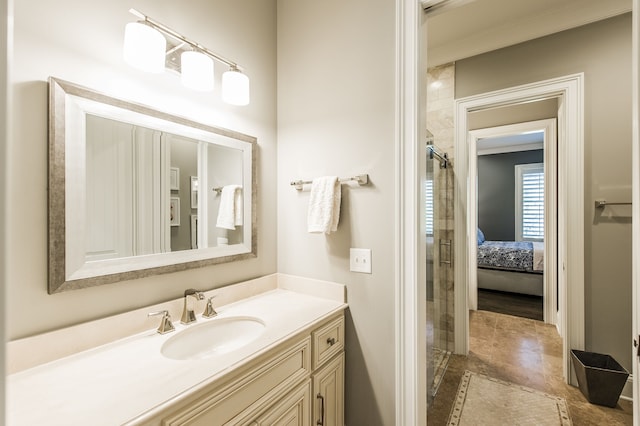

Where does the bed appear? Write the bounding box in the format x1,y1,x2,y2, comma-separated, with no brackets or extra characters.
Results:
476,229,544,296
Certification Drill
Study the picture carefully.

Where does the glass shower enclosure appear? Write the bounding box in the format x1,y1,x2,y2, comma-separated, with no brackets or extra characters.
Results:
426,131,453,406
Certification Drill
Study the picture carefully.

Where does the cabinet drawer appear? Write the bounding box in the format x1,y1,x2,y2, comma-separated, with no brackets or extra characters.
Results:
312,315,344,369
160,337,311,426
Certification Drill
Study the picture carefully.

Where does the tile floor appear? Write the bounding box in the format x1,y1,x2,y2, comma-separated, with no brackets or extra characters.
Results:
427,310,633,425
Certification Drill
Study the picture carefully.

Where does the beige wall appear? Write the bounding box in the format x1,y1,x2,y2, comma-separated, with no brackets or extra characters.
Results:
468,98,558,131
277,0,396,424
456,14,633,370
8,0,278,339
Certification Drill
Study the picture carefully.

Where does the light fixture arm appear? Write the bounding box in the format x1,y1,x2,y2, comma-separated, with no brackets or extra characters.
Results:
129,8,242,71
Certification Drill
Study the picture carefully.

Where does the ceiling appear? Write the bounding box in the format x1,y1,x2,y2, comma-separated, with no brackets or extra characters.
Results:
426,0,632,66
477,132,543,156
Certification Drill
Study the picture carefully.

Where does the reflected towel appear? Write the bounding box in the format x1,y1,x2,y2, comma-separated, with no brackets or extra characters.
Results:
216,185,243,230
307,176,341,234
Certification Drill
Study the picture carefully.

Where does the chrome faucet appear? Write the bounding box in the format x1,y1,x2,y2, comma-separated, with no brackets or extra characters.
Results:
181,289,205,324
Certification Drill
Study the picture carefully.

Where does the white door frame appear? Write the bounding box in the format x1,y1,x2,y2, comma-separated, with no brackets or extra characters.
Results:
395,0,425,424
0,0,8,421
632,0,639,424
453,74,585,385
467,119,557,326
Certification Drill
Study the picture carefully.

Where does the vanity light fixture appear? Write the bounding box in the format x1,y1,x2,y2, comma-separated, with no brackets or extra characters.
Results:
123,21,166,73
181,50,214,92
222,65,250,106
124,8,250,104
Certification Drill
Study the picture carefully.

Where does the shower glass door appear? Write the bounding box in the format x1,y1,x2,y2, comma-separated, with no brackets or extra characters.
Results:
426,138,435,406
426,133,453,405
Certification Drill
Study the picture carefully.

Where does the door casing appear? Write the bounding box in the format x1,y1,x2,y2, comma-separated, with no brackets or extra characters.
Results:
467,119,557,326
453,74,585,385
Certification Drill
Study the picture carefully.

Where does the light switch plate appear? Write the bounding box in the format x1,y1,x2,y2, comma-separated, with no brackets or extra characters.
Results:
350,248,372,274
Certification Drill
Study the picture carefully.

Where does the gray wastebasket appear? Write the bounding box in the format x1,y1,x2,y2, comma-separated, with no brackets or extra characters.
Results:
570,349,629,408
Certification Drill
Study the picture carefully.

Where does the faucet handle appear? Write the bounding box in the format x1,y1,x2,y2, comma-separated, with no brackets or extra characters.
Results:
202,296,218,318
148,310,175,334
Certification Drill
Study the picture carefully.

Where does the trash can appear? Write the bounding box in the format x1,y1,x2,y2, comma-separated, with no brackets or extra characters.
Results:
570,349,629,408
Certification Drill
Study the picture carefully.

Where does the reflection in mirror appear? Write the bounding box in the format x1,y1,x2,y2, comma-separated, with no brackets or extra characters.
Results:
49,77,257,293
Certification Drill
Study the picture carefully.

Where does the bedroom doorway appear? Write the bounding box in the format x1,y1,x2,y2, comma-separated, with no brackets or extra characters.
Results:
453,74,585,385
469,118,558,325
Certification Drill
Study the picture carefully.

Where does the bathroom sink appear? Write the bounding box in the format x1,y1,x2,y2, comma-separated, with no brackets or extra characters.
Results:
161,316,266,360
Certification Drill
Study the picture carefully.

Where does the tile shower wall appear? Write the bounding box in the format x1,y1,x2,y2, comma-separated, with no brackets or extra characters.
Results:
427,63,455,352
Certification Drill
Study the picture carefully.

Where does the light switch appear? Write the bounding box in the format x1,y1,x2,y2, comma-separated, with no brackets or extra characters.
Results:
350,248,372,274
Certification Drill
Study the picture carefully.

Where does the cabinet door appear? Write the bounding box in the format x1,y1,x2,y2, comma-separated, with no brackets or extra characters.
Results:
312,353,344,426
252,380,311,426
156,337,311,426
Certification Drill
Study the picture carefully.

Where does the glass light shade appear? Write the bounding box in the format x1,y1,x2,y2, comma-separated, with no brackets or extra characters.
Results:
181,51,214,92
123,22,166,73
222,69,250,106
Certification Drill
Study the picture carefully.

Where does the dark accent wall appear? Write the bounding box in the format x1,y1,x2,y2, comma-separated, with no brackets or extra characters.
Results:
477,149,543,241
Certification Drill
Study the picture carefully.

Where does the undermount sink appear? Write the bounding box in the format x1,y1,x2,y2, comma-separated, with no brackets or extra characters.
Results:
161,316,266,360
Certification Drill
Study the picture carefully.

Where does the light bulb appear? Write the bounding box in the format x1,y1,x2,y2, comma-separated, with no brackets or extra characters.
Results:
123,22,166,73
181,51,214,92
222,68,250,106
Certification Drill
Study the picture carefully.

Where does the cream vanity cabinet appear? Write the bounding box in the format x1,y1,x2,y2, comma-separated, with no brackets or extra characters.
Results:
311,316,345,426
132,312,345,426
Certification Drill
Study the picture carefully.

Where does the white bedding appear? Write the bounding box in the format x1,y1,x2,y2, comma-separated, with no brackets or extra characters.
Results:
532,242,544,272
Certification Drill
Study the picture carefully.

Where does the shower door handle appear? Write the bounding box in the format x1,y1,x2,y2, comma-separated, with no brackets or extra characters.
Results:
439,239,452,266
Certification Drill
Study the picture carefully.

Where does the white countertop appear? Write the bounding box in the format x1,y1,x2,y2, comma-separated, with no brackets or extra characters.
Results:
7,288,346,425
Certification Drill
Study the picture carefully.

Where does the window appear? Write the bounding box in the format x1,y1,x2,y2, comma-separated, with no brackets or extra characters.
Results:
515,163,544,241
425,179,434,235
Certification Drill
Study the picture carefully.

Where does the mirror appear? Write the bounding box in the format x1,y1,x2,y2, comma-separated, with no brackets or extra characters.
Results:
48,77,257,293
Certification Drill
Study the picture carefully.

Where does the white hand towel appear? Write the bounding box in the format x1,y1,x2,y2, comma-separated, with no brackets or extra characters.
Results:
307,176,341,234
216,185,243,230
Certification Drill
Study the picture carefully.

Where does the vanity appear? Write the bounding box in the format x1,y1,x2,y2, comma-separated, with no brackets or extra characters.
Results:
7,275,347,425
22,78,348,424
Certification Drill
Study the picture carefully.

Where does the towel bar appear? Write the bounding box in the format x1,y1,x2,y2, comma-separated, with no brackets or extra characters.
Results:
290,174,369,191
595,200,632,209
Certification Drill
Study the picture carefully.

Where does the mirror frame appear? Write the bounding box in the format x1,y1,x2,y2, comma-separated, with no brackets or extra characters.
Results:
48,77,257,293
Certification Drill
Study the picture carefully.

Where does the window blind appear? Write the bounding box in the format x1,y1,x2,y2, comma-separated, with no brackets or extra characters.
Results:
521,170,544,240
425,179,434,235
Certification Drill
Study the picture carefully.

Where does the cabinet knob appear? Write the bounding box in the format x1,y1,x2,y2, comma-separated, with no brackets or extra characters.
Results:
326,337,336,346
